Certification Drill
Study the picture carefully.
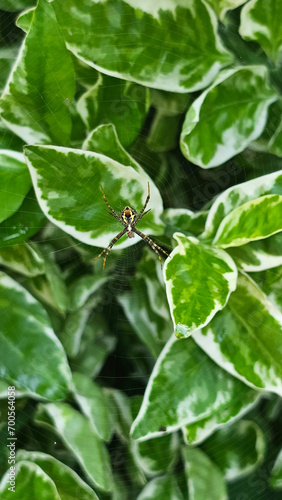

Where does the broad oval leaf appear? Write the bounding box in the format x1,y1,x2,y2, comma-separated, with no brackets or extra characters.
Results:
131,335,259,442
0,461,60,500
35,402,113,492
180,66,277,168
202,420,265,481
0,150,31,223
0,272,71,399
164,233,237,337
0,0,75,145
72,372,115,442
15,450,100,500
77,73,149,147
24,144,164,250
53,0,232,93
183,447,227,500
213,194,282,247
240,0,282,64
193,273,282,396
202,170,282,241
133,433,179,476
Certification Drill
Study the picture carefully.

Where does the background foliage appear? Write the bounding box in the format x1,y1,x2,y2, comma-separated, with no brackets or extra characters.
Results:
0,0,282,498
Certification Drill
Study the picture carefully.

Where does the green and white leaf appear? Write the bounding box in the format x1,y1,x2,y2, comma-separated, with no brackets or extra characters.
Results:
53,0,232,93
183,447,227,500
270,448,282,489
0,242,45,276
35,402,113,492
205,0,246,21
72,372,115,442
202,170,282,241
253,266,282,314
24,144,164,249
250,100,282,158
227,233,282,272
0,461,60,500
77,73,149,147
164,234,237,337
193,273,282,396
131,335,259,442
0,0,75,145
137,475,184,500
68,273,108,312
133,433,179,476
16,450,100,500
0,272,71,400
213,194,282,248
180,66,277,168
161,208,208,237
202,420,265,481
0,150,31,223
240,0,282,64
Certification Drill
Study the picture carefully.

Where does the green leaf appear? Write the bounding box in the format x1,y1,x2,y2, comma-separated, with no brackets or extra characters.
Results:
164,233,237,337
183,447,227,500
180,66,277,168
250,100,282,158
0,461,60,500
24,144,164,249
118,248,172,356
202,420,265,481
133,433,179,476
77,73,149,147
193,273,282,396
131,336,259,442
0,0,75,145
35,402,113,492
68,273,108,312
73,316,116,378
83,123,143,170
161,208,208,237
0,190,46,248
137,475,184,500
72,372,115,442
0,242,45,276
0,272,71,399
16,450,100,500
25,244,68,313
213,194,282,247
240,0,282,64
270,448,282,489
202,170,282,241
0,150,31,223
253,266,282,313
227,232,282,272
53,0,232,93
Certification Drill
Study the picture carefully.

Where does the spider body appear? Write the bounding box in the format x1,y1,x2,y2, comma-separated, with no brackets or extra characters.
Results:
92,183,170,268
121,206,137,237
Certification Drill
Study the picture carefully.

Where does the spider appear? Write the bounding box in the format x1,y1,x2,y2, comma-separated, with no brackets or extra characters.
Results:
92,183,170,269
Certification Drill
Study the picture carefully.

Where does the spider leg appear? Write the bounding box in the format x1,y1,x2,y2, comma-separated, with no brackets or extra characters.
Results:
135,182,150,223
104,207,122,223
92,228,127,269
101,186,121,220
133,227,170,268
